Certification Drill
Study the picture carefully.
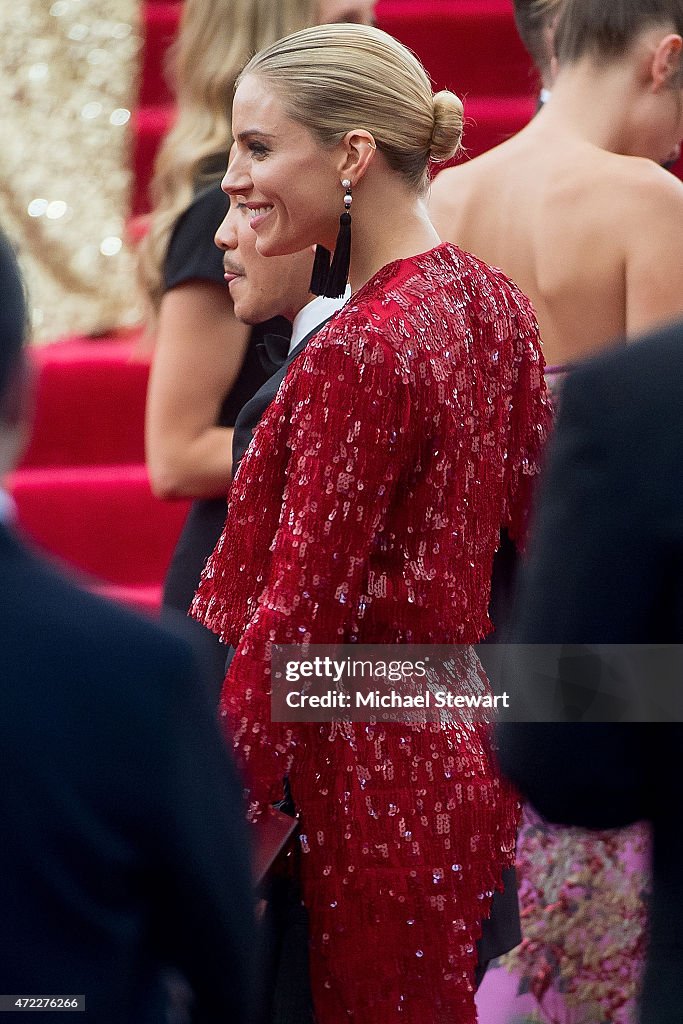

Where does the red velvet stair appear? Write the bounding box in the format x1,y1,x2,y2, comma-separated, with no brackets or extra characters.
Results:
10,336,190,613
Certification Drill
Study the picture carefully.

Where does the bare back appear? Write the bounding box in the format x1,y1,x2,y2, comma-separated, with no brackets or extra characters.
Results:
429,115,683,367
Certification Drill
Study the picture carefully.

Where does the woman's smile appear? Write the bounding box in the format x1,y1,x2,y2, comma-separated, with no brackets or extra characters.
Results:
245,203,275,230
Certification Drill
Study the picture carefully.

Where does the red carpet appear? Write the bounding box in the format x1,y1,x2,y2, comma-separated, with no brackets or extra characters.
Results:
13,337,189,613
11,1,682,613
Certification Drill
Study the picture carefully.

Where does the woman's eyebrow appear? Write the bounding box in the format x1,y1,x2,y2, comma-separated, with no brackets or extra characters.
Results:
236,129,276,142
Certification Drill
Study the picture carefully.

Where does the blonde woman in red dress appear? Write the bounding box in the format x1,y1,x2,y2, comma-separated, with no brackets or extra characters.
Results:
192,24,552,1024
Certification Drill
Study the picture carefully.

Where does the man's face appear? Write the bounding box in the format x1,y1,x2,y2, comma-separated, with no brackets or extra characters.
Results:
214,183,314,325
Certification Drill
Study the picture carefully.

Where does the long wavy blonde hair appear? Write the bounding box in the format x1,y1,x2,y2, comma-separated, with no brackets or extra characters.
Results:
139,0,316,316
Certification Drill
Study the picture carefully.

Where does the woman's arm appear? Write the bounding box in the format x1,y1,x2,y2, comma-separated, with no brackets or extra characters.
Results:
625,168,683,339
145,280,251,500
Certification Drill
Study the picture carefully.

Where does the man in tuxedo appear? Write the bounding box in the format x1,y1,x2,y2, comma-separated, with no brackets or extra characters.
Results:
214,192,522,992
497,318,683,1023
0,229,256,1022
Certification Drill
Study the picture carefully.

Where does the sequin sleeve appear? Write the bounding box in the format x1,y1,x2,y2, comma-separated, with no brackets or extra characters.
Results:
501,289,552,547
221,330,413,818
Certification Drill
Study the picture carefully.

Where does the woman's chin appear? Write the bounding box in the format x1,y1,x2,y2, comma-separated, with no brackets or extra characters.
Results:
255,235,303,259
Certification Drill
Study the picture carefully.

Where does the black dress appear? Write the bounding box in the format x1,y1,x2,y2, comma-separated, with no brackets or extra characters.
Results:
160,180,289,678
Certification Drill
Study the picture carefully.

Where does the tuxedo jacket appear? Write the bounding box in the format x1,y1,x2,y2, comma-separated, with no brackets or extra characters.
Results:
497,318,683,1024
232,318,521,971
232,327,319,475
0,524,256,1024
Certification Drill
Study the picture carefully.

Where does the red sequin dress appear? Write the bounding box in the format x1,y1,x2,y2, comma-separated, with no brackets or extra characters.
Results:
192,243,551,1023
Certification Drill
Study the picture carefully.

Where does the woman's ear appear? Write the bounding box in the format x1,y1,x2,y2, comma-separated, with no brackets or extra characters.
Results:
651,33,683,92
337,129,377,185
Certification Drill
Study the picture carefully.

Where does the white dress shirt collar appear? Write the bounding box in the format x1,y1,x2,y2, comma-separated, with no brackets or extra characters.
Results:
289,288,351,354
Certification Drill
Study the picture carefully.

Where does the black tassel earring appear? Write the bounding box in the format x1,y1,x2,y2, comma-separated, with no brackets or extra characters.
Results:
324,179,353,299
310,243,331,296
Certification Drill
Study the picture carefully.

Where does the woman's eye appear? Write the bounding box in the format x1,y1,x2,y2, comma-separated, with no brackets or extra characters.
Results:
248,143,270,160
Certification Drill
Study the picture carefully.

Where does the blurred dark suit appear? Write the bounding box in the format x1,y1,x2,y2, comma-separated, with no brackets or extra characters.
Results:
0,523,256,1024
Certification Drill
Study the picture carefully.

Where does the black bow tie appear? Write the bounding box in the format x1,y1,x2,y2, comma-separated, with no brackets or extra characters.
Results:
256,332,291,375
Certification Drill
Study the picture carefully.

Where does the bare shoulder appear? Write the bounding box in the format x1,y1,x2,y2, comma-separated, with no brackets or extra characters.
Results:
616,159,683,335
636,169,683,246
429,151,498,208
428,142,519,241
429,163,469,236
595,152,683,217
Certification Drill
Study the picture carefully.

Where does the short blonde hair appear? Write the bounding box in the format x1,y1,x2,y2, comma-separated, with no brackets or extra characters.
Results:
239,23,464,192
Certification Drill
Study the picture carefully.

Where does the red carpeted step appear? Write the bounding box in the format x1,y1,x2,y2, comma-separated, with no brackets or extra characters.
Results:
132,104,174,215
8,464,189,587
376,0,535,98
139,1,181,109
127,214,150,246
21,336,150,469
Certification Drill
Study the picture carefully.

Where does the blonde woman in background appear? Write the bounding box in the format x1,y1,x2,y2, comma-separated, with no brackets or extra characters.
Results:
140,0,376,634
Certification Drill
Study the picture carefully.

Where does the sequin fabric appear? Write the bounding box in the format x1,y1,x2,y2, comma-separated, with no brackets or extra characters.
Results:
192,243,552,1023
0,0,142,342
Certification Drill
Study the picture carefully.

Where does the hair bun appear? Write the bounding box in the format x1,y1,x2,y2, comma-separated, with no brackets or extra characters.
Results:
430,90,464,162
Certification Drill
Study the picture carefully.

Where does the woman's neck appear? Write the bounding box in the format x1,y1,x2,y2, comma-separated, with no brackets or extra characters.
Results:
346,182,441,293
541,59,641,155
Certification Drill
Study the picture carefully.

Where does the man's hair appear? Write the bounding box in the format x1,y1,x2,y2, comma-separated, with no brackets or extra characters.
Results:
513,0,564,74
555,0,683,64
0,230,28,410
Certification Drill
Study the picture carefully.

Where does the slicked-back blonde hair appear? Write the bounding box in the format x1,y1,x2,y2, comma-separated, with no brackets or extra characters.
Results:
139,0,316,317
239,23,464,193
